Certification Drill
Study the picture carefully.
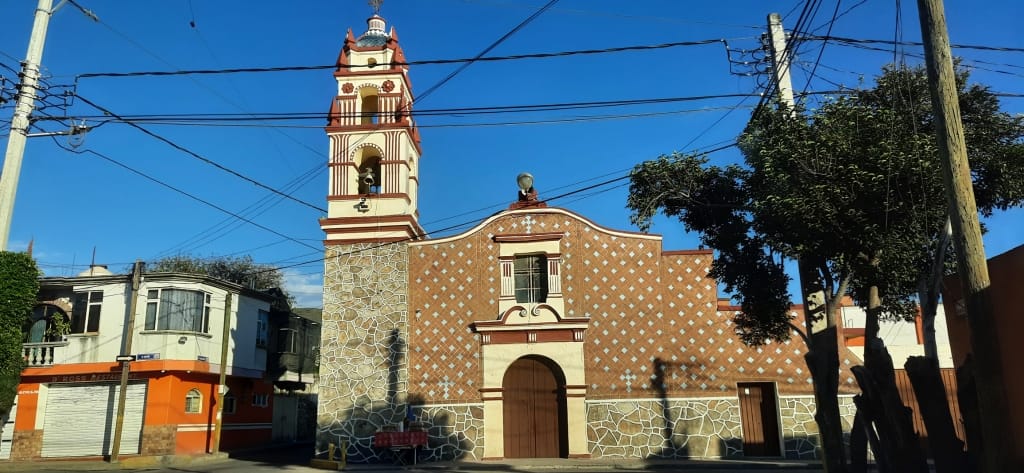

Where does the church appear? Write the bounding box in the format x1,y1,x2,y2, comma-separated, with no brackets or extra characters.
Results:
314,8,859,463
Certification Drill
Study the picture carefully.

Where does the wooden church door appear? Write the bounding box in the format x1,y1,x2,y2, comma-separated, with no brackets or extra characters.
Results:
502,357,566,458
737,382,782,456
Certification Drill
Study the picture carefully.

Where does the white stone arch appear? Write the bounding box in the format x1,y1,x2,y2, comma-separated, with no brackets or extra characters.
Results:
356,83,382,125
351,143,385,194
480,340,588,459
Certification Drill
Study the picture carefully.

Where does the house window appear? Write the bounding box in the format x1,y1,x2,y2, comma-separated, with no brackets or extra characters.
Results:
278,327,298,353
185,389,202,414
144,289,211,333
223,392,237,415
252,393,269,408
257,310,269,348
514,254,548,303
71,291,103,334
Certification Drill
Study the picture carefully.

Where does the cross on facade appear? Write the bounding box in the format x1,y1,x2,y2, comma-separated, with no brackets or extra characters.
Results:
369,0,383,15
620,369,637,392
521,215,536,234
438,375,455,398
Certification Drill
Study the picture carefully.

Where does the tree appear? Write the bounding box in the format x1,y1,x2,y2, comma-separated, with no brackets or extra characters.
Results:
628,64,1023,472
0,251,40,418
148,255,292,306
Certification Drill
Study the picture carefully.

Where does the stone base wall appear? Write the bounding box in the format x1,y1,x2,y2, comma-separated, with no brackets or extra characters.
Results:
587,398,743,458
587,395,854,460
316,242,411,463
10,430,42,460
141,424,177,456
414,404,484,461
778,395,857,459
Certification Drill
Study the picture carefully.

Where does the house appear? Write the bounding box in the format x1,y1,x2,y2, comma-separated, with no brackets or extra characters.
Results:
314,9,863,463
7,266,282,460
839,301,964,448
267,304,321,443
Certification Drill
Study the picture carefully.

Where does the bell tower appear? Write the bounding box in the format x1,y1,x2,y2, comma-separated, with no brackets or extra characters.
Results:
319,6,424,243
317,4,421,461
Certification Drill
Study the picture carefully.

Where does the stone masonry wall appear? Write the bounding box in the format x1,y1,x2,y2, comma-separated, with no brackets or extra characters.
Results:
587,396,855,460
10,430,41,460
141,424,176,456
413,404,484,461
317,243,411,462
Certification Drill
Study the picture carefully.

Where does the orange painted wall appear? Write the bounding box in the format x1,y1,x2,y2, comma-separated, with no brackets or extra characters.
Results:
13,383,40,431
943,243,1024,463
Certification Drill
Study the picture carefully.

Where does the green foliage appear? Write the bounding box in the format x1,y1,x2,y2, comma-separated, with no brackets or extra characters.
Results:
0,251,40,415
628,64,1023,344
148,254,292,303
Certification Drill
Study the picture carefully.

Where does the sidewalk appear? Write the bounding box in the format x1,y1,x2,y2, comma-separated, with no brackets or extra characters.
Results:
327,457,824,471
0,452,229,471
1,452,824,472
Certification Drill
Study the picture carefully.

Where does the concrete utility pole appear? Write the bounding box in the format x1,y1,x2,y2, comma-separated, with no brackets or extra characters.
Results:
916,1,1017,471
0,0,53,250
110,259,144,462
765,13,846,473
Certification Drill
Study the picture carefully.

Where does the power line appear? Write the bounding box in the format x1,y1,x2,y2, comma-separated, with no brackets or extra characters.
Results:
807,34,1024,53
73,38,732,80
73,94,327,214
241,141,740,278
48,137,321,252
413,0,560,104
52,93,784,124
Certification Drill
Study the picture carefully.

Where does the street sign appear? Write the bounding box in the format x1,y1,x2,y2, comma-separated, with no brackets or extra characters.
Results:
115,355,135,362
136,353,160,361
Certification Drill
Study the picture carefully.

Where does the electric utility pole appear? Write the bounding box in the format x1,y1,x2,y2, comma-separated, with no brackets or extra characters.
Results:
916,1,1017,471
765,13,846,473
0,0,53,250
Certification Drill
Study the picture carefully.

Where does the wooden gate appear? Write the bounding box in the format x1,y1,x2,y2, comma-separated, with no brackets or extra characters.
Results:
737,382,782,457
502,356,567,458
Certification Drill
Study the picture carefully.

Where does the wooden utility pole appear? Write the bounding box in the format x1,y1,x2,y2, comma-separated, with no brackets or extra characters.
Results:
211,292,233,453
109,259,143,462
916,0,1017,471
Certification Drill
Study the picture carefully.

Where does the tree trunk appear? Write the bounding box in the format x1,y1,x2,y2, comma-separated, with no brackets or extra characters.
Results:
859,285,929,471
849,409,869,473
904,356,967,473
797,260,847,473
806,327,847,473
956,356,982,473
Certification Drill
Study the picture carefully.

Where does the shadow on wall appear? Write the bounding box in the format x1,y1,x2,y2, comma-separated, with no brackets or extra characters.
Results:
316,329,470,463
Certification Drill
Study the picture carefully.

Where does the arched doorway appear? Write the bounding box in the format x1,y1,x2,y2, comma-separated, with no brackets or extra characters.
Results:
501,356,568,458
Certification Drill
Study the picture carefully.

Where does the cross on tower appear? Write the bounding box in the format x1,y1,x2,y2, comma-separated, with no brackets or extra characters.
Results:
438,375,455,398
521,215,536,234
620,369,637,392
369,0,383,15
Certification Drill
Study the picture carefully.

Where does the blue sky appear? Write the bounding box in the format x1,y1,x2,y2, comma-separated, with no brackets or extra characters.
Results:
1,0,1021,308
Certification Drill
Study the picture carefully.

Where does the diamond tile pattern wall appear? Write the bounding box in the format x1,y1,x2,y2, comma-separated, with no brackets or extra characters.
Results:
408,209,858,404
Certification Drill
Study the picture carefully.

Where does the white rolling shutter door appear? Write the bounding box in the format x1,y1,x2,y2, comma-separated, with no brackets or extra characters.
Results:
0,394,15,460
41,382,147,457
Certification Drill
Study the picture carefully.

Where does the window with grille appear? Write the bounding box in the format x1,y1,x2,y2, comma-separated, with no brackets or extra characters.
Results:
514,254,547,303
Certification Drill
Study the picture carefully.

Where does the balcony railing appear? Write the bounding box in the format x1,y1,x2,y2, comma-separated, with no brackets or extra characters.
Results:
23,341,69,367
